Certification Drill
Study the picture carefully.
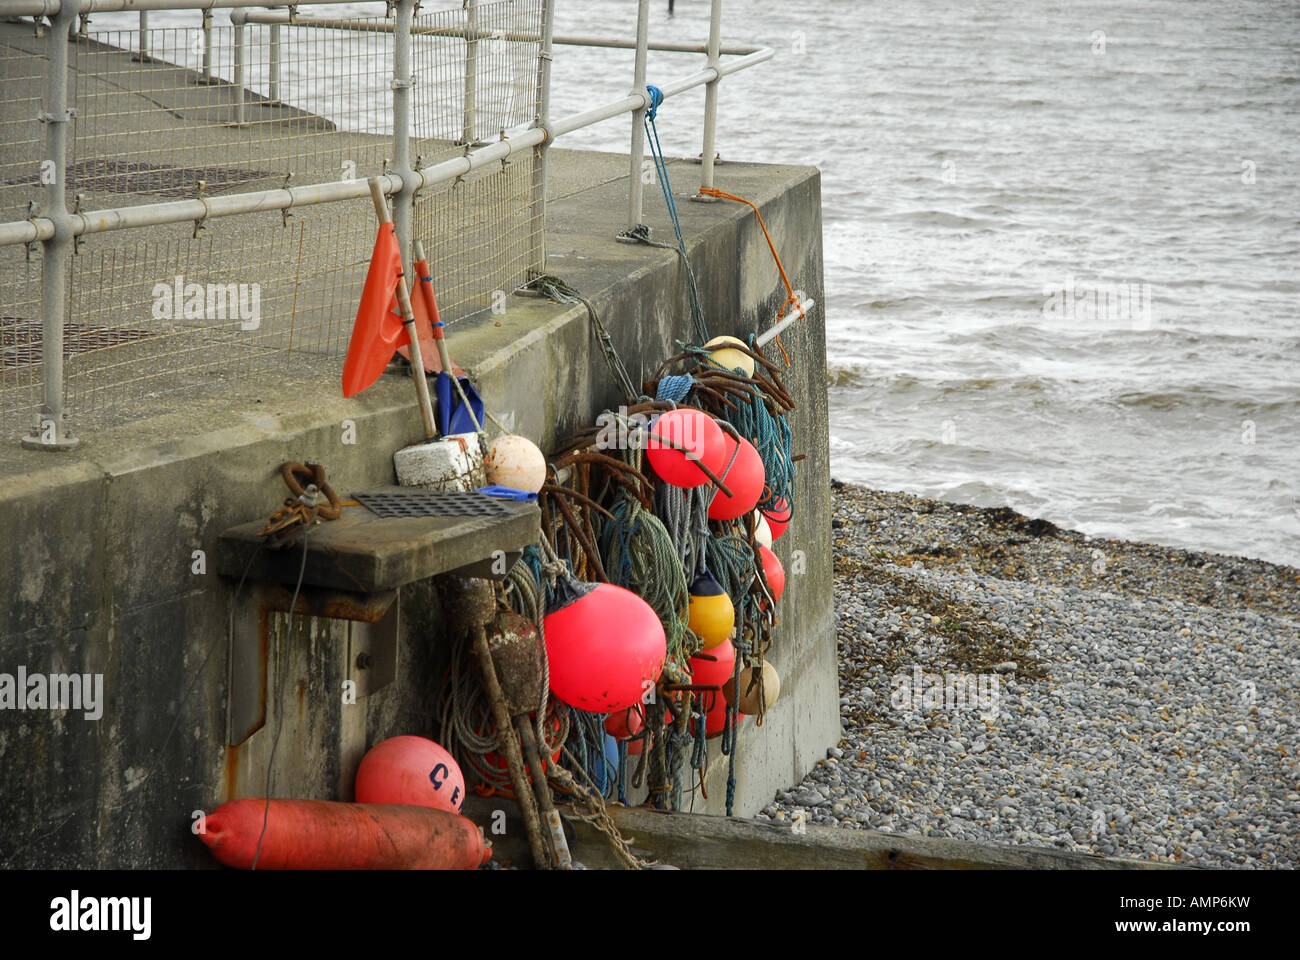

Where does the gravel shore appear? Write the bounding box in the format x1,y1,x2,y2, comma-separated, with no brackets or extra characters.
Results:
757,481,1300,868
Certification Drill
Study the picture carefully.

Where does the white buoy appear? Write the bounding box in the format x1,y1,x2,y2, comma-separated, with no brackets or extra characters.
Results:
753,511,773,550
485,435,547,493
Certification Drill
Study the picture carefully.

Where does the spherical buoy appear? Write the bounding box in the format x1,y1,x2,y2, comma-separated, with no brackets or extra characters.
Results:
753,511,773,550
704,335,755,378
355,735,465,814
757,545,785,604
687,571,734,650
485,434,547,493
645,408,725,488
688,641,739,738
723,660,781,715
544,581,666,713
707,434,765,521
605,704,645,740
761,496,792,540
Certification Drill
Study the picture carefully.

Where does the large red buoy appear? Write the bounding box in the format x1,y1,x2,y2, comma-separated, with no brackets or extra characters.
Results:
708,435,765,521
646,408,725,488
688,641,740,738
355,735,465,814
544,581,666,713
758,545,785,604
200,799,490,870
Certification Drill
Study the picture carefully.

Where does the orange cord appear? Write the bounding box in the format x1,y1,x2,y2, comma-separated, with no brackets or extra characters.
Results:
698,187,804,365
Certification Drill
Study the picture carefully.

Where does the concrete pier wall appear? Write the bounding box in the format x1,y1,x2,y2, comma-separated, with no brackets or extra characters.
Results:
0,152,834,868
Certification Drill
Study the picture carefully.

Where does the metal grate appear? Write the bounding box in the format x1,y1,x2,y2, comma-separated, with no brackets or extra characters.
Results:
1,317,161,369
351,490,514,518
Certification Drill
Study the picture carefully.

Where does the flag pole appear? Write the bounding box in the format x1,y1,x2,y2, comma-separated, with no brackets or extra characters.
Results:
369,178,437,440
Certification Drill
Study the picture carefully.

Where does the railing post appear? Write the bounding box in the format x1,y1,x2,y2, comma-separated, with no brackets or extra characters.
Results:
392,0,415,260
22,0,78,450
462,0,478,145
138,11,148,60
625,0,651,233
231,10,246,125
269,21,281,103
201,9,213,82
529,0,555,275
698,0,722,194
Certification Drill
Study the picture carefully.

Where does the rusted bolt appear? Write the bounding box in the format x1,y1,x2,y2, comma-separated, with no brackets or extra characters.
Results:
356,652,372,670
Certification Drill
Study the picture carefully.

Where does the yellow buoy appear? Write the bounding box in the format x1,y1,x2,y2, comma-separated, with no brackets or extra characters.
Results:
723,661,781,714
704,335,755,378
687,572,734,650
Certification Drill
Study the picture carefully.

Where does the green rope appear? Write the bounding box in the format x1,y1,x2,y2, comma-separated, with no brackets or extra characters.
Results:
596,492,698,679
530,273,639,401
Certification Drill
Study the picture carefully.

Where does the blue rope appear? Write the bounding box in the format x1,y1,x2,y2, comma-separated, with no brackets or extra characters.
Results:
732,350,796,514
643,85,710,343
656,373,694,403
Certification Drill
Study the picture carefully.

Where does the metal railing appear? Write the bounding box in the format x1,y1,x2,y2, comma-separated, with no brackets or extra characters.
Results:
0,0,772,448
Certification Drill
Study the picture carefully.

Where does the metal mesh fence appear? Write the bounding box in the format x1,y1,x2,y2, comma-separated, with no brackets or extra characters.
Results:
0,2,545,438
71,18,393,203
0,20,50,225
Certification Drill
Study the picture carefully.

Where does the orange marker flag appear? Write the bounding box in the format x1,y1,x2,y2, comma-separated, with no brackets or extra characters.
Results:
342,223,406,398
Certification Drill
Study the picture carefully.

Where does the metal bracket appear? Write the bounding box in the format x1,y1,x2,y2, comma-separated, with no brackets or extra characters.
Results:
71,194,84,254
280,172,294,227
287,4,299,24
37,109,76,124
390,77,413,90
192,179,210,239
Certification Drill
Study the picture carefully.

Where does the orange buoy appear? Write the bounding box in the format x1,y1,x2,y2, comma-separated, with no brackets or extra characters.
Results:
355,735,465,814
200,799,491,870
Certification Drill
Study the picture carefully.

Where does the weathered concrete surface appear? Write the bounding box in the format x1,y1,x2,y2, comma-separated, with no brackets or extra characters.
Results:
0,149,833,866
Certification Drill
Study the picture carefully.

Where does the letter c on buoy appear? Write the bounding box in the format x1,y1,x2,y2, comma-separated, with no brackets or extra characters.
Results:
429,762,449,790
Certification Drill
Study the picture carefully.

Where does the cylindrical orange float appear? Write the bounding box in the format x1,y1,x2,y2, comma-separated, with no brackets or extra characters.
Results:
200,799,491,870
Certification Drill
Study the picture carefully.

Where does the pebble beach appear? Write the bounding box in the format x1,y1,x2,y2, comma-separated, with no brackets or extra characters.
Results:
758,481,1300,868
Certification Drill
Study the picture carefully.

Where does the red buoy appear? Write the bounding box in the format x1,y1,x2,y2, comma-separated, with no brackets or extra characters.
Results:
761,496,792,540
758,545,785,604
544,582,666,712
200,799,490,870
646,408,725,488
689,641,740,738
708,435,765,521
605,704,645,740
355,735,465,814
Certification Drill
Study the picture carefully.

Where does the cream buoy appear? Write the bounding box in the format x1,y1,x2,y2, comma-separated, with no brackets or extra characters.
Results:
485,434,546,493
704,335,755,378
723,660,781,715
753,511,773,550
